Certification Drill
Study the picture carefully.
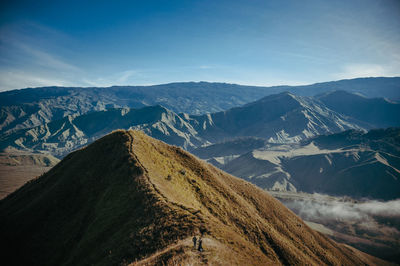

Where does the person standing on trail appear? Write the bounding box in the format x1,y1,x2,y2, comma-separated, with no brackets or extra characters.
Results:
197,238,203,252
192,236,197,249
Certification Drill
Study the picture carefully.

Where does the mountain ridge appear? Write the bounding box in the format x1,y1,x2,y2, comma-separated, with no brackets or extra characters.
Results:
0,130,389,265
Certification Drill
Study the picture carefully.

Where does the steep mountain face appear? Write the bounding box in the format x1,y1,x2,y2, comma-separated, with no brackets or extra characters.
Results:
186,92,367,143
318,90,400,128
0,93,113,134
0,82,275,134
0,106,207,157
0,130,386,266
195,128,400,200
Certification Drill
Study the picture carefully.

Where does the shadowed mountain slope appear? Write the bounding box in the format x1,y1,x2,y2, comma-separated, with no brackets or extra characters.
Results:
186,92,366,143
192,137,267,159
196,128,400,200
318,91,400,128
0,130,388,265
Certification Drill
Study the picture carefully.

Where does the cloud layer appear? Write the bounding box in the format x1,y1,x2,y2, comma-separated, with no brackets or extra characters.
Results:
281,193,400,241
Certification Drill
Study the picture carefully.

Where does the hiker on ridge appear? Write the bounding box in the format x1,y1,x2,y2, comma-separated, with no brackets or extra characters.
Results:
192,236,197,249
197,238,203,252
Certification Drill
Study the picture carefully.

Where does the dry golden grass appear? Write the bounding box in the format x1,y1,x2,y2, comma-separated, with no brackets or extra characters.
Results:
131,237,240,266
0,130,391,265
127,130,390,265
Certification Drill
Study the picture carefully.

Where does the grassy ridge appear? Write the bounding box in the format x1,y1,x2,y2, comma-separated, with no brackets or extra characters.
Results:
0,131,198,265
0,130,390,265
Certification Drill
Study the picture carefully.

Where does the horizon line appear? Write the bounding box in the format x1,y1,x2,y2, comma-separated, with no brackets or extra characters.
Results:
1,76,399,93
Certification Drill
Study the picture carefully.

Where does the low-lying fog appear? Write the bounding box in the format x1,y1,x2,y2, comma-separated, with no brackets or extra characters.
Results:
270,192,400,263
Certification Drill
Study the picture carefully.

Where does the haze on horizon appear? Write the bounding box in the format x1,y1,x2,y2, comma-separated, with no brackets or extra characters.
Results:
0,0,399,92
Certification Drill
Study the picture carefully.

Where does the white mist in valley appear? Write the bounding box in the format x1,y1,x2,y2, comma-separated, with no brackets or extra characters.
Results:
284,193,400,220
282,193,400,234
271,191,400,261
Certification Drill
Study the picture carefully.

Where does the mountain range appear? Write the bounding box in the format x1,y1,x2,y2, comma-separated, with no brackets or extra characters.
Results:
1,78,399,264
1,77,399,135
1,83,399,204
0,105,204,157
0,130,388,265
2,90,399,158
194,128,400,200
0,82,273,134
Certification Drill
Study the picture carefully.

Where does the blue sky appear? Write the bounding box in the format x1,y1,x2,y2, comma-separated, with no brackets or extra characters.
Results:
0,0,399,91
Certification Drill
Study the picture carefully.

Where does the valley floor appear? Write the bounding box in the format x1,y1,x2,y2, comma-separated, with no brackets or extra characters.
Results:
0,164,51,199
0,152,59,199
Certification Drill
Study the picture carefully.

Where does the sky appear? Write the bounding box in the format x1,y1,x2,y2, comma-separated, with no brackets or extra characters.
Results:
0,0,399,91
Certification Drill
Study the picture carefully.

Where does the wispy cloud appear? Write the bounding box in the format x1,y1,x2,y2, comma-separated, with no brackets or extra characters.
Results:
81,69,146,87
116,70,140,83
0,70,77,89
0,22,83,90
0,22,155,91
333,63,400,80
198,65,214,70
15,42,80,72
0,22,80,72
